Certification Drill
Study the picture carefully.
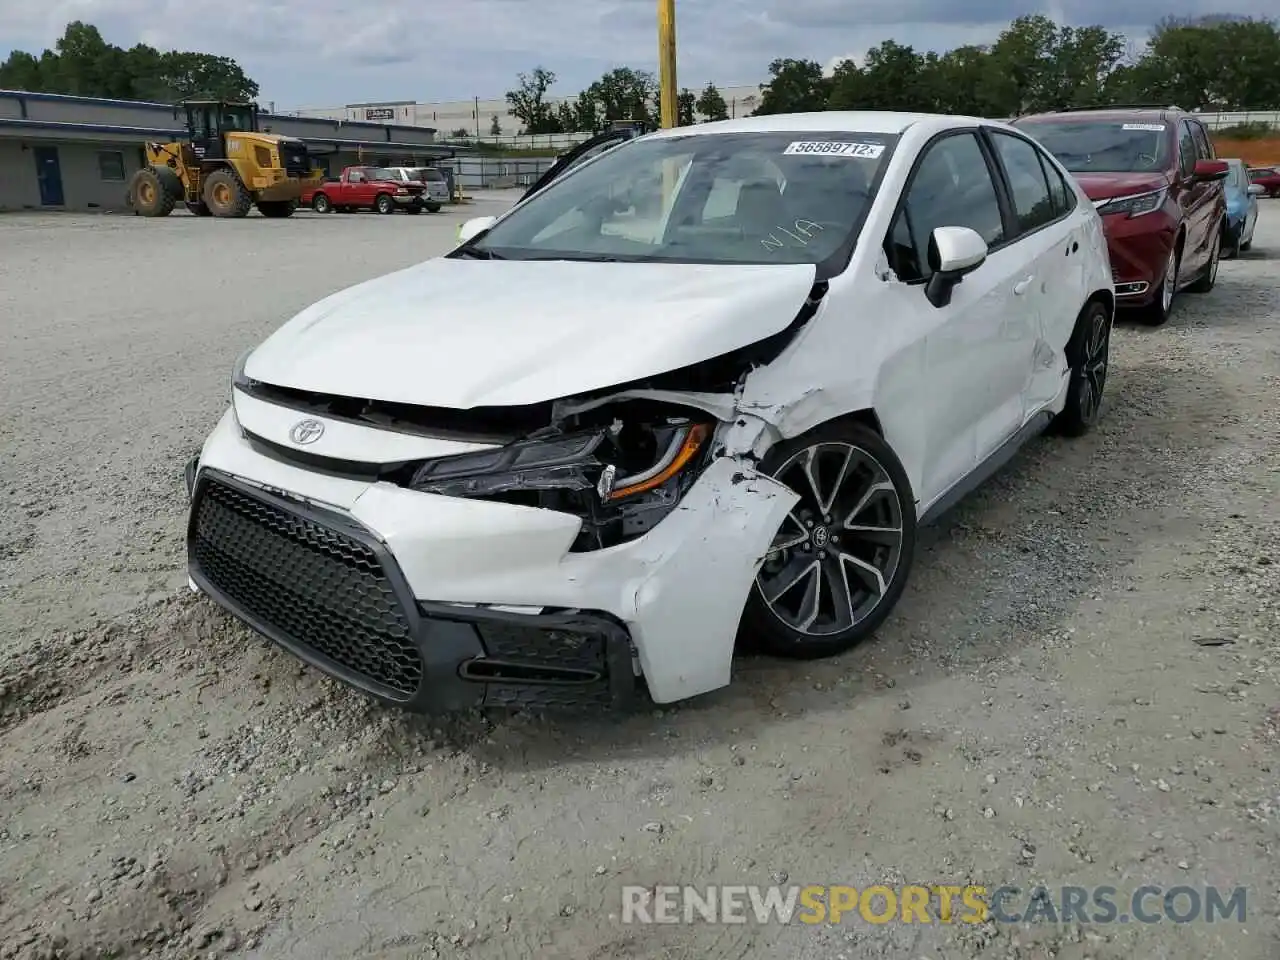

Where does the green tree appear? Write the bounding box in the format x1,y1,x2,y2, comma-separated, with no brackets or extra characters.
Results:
505,67,561,134
0,21,259,102
695,82,729,121
554,92,600,133
677,88,696,125
754,58,831,114
0,50,42,92
489,114,502,135
586,67,657,125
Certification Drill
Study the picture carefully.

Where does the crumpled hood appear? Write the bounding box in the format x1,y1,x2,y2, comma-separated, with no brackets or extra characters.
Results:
242,257,818,408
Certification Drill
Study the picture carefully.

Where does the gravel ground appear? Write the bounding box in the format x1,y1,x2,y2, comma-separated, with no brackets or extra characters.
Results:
1,201,1278,960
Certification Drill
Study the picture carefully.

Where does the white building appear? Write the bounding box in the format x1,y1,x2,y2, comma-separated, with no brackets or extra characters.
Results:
293,84,765,147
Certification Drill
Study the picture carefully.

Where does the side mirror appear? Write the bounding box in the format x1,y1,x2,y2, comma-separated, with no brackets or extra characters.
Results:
1248,183,1266,197
1193,159,1228,182
924,226,988,308
456,215,496,245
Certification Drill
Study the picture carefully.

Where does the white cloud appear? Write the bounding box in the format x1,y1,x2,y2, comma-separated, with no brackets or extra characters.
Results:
0,0,1263,108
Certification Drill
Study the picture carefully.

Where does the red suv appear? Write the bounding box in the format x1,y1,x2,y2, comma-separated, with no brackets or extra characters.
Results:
1014,107,1228,325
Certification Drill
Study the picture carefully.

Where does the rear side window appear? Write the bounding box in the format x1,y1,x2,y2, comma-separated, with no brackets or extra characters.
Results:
990,132,1056,233
885,131,1005,283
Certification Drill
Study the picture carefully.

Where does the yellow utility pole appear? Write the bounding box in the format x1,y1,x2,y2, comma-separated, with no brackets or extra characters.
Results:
658,0,678,128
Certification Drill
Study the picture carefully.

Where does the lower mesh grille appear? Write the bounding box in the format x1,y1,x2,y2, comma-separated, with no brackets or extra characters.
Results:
190,478,423,698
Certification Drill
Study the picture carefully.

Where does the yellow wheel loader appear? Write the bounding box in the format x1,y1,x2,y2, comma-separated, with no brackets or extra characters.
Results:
128,100,324,218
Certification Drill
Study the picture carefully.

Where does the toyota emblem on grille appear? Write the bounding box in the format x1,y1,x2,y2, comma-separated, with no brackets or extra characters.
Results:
289,419,325,445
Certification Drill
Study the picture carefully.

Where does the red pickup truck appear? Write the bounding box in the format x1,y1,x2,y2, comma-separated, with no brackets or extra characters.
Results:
303,166,441,214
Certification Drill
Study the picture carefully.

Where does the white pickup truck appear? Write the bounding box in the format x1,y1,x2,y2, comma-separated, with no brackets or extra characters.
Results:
384,167,450,207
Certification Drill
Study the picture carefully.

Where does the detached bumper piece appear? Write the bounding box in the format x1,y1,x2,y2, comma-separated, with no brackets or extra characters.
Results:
186,469,636,713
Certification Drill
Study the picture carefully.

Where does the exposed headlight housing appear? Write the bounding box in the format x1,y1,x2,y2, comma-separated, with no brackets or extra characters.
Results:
1094,188,1167,218
408,415,713,551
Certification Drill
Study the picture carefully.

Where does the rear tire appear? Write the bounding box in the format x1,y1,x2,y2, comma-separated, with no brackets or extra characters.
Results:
311,194,332,214
257,200,296,218
742,420,917,661
128,168,176,217
202,169,252,218
426,202,442,213
375,193,395,214
1052,300,1111,438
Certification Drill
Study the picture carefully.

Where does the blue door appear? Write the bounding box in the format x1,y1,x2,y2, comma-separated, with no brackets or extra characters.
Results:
33,147,65,206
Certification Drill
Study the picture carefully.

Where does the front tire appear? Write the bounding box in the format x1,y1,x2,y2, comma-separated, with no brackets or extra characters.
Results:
1052,300,1111,438
1187,227,1221,293
375,193,395,214
1138,242,1179,326
743,421,917,660
311,193,332,213
202,169,252,218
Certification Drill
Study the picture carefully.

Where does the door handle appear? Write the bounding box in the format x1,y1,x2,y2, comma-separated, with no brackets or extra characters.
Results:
1013,276,1034,295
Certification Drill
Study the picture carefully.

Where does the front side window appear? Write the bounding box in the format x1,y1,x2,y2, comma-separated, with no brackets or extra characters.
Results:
990,131,1056,233
1178,121,1197,176
885,132,1004,283
1190,121,1213,160
1018,119,1171,174
469,131,897,271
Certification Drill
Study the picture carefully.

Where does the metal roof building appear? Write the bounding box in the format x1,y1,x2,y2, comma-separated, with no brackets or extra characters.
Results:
0,90,459,212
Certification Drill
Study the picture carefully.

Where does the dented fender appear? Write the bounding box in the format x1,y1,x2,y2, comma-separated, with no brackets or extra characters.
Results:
628,456,798,703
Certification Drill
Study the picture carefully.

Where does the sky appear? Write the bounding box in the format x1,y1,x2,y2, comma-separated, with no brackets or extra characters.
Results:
0,0,1272,110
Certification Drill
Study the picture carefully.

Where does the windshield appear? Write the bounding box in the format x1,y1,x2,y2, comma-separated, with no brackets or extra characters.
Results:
371,168,397,181
1017,120,1170,173
415,168,444,181
469,131,897,268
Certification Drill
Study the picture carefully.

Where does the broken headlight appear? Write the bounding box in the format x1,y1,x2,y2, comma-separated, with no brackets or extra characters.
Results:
407,417,712,550
408,431,606,496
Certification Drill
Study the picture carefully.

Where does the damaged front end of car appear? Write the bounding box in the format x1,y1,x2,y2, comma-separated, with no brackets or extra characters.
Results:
382,279,831,550
195,278,830,711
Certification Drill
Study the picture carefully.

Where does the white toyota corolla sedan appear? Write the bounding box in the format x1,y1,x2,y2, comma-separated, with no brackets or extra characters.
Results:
185,111,1114,713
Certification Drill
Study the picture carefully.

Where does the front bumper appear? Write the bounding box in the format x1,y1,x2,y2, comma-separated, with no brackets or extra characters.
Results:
184,409,796,711
1101,209,1177,306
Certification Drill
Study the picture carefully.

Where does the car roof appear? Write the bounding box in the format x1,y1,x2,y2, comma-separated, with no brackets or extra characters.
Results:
644,111,995,140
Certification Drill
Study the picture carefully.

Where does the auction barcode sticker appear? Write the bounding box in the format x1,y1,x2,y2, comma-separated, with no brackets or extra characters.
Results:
1122,123,1165,131
783,140,885,158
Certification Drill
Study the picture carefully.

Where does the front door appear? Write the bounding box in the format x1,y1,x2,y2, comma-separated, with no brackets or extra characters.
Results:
881,130,1028,506
33,147,64,206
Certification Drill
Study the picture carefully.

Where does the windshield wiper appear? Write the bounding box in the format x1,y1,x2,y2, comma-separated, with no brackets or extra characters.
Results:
454,247,506,260
522,254,636,262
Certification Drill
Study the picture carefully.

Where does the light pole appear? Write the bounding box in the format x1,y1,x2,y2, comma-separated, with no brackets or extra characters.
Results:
658,0,677,128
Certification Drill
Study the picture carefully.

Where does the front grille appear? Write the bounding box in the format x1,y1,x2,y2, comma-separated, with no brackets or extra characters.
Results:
190,479,423,698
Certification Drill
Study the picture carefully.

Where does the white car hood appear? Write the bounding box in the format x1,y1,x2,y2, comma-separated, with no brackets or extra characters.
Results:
242,257,817,408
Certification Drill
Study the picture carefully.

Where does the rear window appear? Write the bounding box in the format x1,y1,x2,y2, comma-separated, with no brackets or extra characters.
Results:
417,168,445,181
1015,119,1171,174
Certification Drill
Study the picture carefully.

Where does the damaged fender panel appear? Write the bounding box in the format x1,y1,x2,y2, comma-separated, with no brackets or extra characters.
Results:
628,458,798,703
